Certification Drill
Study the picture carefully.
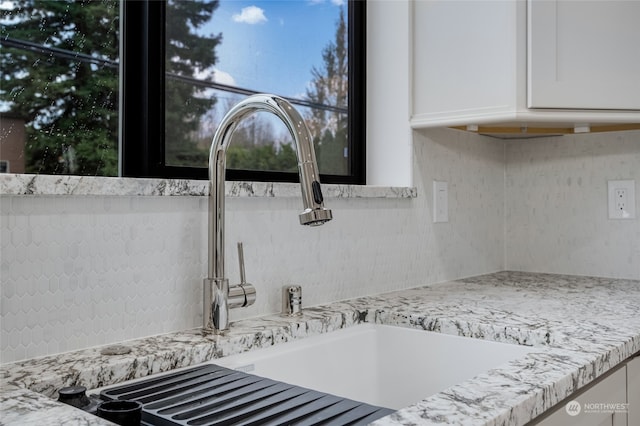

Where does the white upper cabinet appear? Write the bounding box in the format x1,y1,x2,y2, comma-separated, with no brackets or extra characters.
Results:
528,0,640,110
411,0,640,132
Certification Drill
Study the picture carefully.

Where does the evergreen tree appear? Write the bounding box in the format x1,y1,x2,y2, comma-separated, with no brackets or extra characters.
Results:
165,0,221,168
0,0,221,175
1,0,120,175
305,6,348,176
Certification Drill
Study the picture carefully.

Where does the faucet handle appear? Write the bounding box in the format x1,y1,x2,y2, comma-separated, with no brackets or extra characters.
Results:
237,242,247,285
228,242,256,308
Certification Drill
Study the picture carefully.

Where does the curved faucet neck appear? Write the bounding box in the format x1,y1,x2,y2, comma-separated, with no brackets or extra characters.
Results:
204,94,332,333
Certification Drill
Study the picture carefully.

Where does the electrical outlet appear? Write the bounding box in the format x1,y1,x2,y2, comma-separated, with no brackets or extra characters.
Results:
608,180,636,219
615,188,628,213
433,181,448,223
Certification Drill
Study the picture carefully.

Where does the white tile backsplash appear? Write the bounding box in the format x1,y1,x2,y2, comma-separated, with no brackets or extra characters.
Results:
1,128,505,363
413,128,505,280
505,130,640,279
0,196,205,362
2,128,639,363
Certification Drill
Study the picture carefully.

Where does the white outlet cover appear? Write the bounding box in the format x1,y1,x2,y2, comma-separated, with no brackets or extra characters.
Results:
433,181,449,223
608,180,636,220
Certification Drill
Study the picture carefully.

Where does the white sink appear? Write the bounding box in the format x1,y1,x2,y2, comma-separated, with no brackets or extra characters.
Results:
214,323,539,409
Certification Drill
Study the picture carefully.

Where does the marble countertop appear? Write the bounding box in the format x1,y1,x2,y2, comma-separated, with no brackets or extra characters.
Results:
1,271,639,425
0,174,417,198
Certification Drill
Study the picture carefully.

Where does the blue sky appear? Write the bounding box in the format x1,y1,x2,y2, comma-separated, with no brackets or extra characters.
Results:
200,0,345,99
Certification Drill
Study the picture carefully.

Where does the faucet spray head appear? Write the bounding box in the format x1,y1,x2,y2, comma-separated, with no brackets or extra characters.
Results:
256,95,332,227
300,207,333,226
299,181,332,226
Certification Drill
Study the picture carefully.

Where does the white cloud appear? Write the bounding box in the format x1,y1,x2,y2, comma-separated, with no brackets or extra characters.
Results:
232,6,267,24
213,69,236,86
192,68,236,102
192,67,236,86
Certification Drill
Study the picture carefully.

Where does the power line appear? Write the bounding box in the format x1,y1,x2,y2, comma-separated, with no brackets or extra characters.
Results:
1,37,118,69
1,37,348,115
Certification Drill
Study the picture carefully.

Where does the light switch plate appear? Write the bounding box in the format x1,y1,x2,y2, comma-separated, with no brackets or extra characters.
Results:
433,181,448,223
608,180,636,219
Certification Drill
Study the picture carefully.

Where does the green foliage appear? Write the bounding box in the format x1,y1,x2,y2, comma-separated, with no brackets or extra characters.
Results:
224,116,298,172
1,0,120,175
315,118,348,176
227,142,297,173
0,0,348,177
0,0,220,175
165,0,221,167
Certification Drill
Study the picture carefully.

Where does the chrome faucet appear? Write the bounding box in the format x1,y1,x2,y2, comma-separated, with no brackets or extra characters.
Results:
204,94,333,334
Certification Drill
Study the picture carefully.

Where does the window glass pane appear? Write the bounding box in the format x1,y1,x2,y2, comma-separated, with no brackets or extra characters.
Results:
165,0,349,176
0,0,119,176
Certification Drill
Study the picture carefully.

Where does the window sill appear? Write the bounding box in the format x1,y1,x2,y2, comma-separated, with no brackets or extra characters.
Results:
0,174,417,199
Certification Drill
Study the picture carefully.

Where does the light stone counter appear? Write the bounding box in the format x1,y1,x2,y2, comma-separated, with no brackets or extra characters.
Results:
1,271,639,425
0,174,417,198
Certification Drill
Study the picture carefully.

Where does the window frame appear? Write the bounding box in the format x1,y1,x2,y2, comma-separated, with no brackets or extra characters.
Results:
121,0,366,185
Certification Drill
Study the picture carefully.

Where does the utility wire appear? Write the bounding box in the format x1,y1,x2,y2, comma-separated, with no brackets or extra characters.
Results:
1,36,348,114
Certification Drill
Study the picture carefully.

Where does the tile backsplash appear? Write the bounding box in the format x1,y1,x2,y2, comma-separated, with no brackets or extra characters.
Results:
2,129,639,363
505,130,640,279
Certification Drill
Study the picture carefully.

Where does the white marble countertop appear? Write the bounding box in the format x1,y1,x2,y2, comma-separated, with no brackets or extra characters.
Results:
0,174,417,198
1,271,639,425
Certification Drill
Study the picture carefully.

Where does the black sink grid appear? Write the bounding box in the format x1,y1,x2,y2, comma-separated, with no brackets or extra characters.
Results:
99,364,395,426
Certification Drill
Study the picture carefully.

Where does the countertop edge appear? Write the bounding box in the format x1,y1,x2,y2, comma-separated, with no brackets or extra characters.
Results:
0,174,418,199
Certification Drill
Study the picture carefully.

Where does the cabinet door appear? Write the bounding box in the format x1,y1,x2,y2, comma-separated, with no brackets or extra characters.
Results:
411,0,519,121
629,356,640,426
534,365,627,426
527,0,640,110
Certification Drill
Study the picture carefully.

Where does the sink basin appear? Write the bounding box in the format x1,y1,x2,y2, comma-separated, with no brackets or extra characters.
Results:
213,323,540,409
90,323,541,425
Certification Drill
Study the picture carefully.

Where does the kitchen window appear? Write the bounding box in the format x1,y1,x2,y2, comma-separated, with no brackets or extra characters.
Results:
0,0,365,185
